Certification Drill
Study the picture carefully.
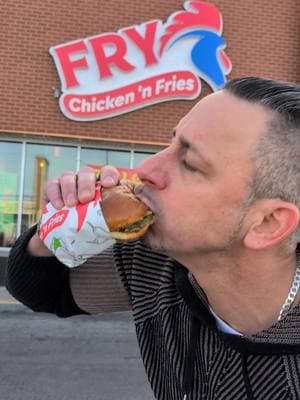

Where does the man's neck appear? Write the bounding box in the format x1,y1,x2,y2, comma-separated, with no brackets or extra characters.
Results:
180,248,298,335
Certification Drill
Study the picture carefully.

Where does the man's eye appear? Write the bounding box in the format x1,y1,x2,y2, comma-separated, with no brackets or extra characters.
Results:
182,159,198,172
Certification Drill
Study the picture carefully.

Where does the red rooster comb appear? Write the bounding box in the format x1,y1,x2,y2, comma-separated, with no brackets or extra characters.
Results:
159,1,222,56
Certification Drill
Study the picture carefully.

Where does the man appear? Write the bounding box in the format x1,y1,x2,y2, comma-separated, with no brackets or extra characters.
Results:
6,77,300,400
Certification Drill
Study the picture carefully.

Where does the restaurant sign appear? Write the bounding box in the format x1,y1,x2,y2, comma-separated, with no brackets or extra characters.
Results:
49,1,232,121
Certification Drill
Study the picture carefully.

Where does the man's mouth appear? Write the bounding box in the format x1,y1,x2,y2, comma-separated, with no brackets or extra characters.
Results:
134,185,156,214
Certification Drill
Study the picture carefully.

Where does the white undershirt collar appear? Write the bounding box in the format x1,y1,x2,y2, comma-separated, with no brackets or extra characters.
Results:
209,306,243,336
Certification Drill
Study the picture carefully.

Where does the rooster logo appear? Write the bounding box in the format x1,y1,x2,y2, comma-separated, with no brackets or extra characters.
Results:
159,1,232,91
50,0,232,121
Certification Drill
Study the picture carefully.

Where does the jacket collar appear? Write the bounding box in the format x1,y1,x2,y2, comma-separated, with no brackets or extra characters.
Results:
174,252,300,355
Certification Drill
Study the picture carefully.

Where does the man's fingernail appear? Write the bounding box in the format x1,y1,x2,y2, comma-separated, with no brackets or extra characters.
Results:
67,194,76,204
80,190,91,199
103,176,116,185
53,200,63,210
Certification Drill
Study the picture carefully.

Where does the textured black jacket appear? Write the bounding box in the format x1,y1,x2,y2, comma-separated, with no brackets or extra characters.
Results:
6,226,300,400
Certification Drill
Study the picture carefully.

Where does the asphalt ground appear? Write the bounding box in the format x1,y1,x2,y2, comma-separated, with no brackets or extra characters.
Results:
0,288,155,400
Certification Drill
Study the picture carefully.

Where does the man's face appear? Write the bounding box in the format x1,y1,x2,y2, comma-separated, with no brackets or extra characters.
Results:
136,90,270,258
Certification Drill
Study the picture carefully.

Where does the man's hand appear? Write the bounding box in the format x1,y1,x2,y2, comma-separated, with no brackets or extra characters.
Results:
27,166,120,256
43,165,120,210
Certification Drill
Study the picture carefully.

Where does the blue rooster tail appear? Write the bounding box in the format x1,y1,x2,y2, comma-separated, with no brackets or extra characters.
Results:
167,29,227,91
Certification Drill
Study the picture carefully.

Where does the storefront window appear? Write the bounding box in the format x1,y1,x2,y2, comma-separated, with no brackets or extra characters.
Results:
22,144,77,233
0,140,158,248
107,150,131,167
80,148,131,169
0,141,22,247
133,152,154,167
80,148,107,168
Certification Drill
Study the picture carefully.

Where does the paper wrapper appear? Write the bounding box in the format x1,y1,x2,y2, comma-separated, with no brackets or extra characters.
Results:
38,182,115,268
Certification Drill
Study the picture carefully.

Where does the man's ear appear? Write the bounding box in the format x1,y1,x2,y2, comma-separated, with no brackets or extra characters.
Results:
244,200,300,250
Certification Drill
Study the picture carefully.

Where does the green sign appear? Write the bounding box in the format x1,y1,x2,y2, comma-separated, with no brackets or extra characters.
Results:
0,172,18,235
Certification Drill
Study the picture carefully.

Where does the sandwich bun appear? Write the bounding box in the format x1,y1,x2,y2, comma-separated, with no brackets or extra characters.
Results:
101,180,154,241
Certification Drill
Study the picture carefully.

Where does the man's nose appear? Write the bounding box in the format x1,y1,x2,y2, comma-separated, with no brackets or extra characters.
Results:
136,148,170,189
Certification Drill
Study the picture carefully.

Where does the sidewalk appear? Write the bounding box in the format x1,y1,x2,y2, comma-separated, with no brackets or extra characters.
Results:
0,286,20,304
0,286,154,400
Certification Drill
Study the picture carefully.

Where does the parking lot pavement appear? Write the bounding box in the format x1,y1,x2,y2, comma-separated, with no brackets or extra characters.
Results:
0,286,19,304
0,287,155,400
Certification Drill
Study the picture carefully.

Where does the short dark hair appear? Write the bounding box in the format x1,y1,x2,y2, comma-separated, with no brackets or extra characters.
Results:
225,77,300,245
225,77,300,125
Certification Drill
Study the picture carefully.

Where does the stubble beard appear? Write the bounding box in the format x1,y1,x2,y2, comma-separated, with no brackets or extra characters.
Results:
141,197,252,259
140,225,169,255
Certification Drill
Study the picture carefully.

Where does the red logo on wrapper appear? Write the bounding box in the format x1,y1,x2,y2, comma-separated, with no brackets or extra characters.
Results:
75,183,102,232
39,209,69,240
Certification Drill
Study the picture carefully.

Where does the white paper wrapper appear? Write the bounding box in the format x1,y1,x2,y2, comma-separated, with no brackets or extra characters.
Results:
38,185,115,267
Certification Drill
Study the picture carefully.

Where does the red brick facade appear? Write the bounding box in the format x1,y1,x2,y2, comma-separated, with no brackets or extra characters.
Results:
1,0,299,146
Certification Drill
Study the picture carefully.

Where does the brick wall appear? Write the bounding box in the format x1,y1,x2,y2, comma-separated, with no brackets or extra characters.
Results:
1,0,299,145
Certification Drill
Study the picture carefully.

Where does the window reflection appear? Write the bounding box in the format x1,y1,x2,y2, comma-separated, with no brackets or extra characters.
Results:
80,148,107,169
0,142,22,247
133,152,154,167
107,150,130,167
0,141,157,248
80,148,131,169
22,144,77,233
